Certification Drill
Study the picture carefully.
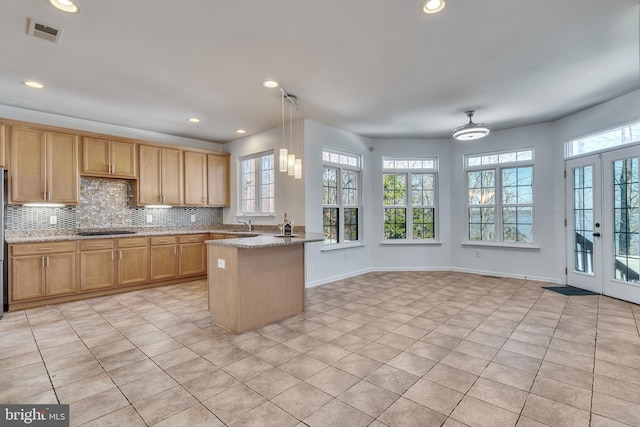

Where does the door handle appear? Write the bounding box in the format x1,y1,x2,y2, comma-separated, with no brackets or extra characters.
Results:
592,232,601,237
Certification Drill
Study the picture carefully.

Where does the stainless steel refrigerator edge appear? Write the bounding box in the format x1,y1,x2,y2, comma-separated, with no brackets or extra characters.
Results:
1,167,6,318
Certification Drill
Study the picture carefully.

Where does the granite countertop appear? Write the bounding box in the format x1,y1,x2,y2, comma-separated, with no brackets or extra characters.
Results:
4,228,261,244
206,233,324,248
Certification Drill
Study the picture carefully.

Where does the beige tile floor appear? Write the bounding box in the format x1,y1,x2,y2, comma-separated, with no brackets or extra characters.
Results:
2,271,640,426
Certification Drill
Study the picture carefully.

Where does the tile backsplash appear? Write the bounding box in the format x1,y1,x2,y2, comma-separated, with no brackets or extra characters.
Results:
5,177,222,230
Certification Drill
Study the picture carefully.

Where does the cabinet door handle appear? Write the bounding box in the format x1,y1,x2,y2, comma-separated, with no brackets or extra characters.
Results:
173,247,177,255
119,250,122,260
180,246,183,254
48,191,51,201
43,191,47,201
159,239,168,243
127,242,138,245
46,256,49,267
111,251,114,261
41,256,45,268
38,248,53,251
90,244,104,247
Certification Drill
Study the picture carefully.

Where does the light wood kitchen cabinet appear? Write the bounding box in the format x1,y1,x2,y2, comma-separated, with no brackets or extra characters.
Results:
117,237,149,286
0,123,7,168
79,240,116,291
82,137,137,178
10,127,79,204
138,145,183,205
207,153,230,206
179,234,207,277
150,236,178,281
184,151,207,206
10,242,77,302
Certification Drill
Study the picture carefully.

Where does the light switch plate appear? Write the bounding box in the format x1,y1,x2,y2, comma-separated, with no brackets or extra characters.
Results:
49,215,57,225
146,215,153,223
217,259,225,269
191,215,196,222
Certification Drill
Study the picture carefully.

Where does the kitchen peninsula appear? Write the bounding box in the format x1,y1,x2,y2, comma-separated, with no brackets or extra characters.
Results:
207,233,323,333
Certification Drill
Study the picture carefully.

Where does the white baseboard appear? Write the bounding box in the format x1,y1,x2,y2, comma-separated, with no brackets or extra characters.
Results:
451,267,563,284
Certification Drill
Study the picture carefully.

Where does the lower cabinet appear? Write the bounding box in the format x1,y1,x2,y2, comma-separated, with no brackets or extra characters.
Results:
151,236,179,281
10,241,77,303
117,237,149,286
9,233,209,309
80,240,116,291
179,234,207,277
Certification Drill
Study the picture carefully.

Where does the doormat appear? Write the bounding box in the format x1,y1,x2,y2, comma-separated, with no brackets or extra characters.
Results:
542,286,599,296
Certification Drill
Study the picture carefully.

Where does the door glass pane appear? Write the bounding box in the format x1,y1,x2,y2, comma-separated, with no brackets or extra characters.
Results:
573,166,594,274
613,158,640,283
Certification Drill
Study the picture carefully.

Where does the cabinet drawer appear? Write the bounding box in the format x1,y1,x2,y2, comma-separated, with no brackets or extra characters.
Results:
179,234,207,243
117,237,148,248
150,236,177,246
11,241,76,256
80,239,115,251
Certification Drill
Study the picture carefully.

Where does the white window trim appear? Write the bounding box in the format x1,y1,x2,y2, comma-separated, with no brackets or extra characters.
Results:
465,148,535,245
238,151,275,216
382,158,439,243
322,148,363,247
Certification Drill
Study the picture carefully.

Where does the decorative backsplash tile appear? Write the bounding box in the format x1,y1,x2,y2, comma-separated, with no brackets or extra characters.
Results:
5,177,223,230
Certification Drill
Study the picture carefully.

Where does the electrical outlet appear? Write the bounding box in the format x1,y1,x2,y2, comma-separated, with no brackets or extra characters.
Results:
475,250,480,258
146,215,153,223
217,259,225,269
49,215,57,225
190,215,196,223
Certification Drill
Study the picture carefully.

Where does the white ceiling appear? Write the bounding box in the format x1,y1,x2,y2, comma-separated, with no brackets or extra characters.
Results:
1,0,638,143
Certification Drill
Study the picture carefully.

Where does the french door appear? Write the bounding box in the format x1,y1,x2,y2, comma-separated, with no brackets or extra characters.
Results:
566,145,640,304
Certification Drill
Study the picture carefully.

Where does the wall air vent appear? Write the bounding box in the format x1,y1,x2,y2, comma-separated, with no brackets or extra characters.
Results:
26,18,63,44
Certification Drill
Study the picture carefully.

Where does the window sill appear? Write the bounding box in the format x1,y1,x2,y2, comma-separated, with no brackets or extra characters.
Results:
380,240,442,246
461,241,540,249
321,242,366,252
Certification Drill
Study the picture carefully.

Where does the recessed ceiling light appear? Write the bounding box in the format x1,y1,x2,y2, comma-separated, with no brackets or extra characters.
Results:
47,0,80,14
22,80,45,89
423,0,445,14
262,80,279,88
188,117,200,123
236,129,246,134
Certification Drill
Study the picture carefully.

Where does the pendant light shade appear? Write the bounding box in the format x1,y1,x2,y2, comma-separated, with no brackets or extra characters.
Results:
453,110,490,141
279,148,288,172
294,158,302,179
287,153,296,176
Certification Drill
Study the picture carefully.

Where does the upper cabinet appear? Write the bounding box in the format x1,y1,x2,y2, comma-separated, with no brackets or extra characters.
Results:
0,123,7,169
82,137,137,179
184,151,207,206
208,153,230,207
10,126,79,204
138,145,183,205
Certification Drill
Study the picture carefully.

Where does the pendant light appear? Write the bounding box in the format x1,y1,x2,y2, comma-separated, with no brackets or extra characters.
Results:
279,92,288,172
287,96,296,176
294,110,302,179
453,110,490,141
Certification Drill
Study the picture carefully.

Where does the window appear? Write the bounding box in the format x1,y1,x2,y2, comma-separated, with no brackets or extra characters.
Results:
322,149,361,245
466,149,534,243
240,152,274,215
383,158,438,241
566,119,640,158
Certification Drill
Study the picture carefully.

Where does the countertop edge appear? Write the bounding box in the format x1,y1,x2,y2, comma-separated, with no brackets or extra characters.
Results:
5,229,263,244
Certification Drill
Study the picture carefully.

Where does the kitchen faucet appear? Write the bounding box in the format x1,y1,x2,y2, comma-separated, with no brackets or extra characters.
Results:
238,219,252,231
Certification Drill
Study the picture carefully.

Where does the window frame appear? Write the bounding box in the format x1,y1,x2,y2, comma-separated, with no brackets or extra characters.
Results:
464,148,536,246
239,151,275,216
322,148,363,247
382,158,439,243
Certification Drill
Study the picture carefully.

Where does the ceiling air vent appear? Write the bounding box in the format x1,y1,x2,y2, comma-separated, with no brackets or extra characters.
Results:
26,18,63,44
